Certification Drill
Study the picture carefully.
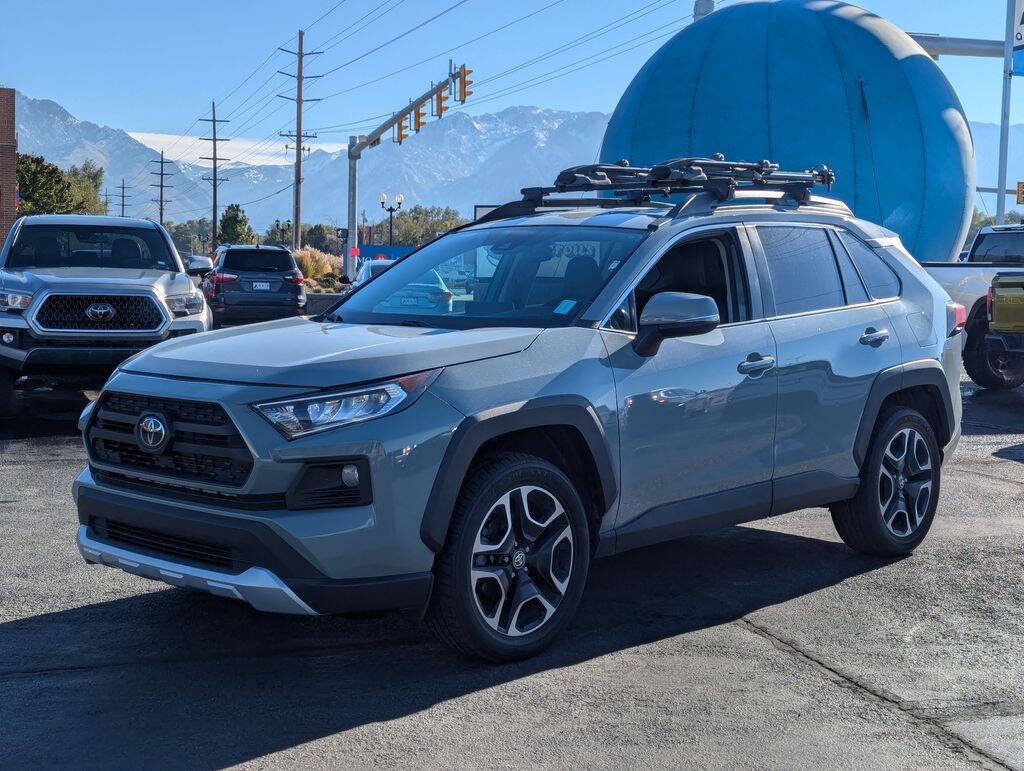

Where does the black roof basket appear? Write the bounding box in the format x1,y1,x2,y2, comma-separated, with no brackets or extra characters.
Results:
477,154,838,225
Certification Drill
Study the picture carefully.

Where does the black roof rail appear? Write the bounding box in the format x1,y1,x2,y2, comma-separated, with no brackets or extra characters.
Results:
475,155,838,226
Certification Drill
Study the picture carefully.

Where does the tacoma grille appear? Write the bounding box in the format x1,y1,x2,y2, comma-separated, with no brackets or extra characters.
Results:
90,516,236,570
88,392,253,487
35,294,164,331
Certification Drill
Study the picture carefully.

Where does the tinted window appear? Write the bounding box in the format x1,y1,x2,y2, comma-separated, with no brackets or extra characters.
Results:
838,232,900,299
969,231,1024,263
759,226,844,315
222,249,294,272
829,232,869,304
335,225,643,329
7,224,178,271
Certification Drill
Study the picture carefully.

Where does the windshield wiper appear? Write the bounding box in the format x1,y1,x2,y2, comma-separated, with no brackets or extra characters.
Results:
396,318,431,327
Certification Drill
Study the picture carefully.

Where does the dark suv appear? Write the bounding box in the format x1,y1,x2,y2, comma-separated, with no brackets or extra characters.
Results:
201,244,306,326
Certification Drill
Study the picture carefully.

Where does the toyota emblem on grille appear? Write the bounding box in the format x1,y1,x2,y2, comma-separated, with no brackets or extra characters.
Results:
135,413,171,454
85,302,116,321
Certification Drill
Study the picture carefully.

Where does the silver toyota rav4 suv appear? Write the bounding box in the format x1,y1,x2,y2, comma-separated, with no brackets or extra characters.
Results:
74,159,964,661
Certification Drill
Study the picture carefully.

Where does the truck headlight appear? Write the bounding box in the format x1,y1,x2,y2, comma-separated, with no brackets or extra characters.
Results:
0,291,33,310
165,289,205,316
254,369,441,439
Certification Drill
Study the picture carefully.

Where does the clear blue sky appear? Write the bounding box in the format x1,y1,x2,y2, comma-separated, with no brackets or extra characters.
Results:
2,0,1021,155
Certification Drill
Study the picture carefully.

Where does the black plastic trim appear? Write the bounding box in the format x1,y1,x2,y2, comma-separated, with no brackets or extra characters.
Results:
77,485,432,614
770,471,859,516
853,359,954,467
419,395,617,553
986,332,1024,355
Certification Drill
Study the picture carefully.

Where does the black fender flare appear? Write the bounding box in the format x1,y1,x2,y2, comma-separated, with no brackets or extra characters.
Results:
853,359,954,467
419,395,617,553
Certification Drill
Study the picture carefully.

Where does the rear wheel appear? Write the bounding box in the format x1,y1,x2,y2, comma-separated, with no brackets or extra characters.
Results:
0,369,15,419
963,331,1024,390
831,407,940,556
427,452,590,661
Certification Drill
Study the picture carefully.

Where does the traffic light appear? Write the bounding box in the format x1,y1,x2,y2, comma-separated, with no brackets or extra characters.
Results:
396,116,408,144
414,101,425,132
435,88,449,118
458,64,473,103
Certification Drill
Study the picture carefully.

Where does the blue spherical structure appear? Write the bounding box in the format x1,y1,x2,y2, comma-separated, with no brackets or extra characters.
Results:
601,0,974,262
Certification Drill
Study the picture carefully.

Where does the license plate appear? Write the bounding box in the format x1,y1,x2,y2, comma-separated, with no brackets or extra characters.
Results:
400,296,419,306
252,281,271,291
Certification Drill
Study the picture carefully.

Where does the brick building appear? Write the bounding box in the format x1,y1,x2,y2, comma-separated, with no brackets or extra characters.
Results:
0,88,16,242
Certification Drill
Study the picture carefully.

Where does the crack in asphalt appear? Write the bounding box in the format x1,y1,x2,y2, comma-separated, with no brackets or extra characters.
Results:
736,617,1015,770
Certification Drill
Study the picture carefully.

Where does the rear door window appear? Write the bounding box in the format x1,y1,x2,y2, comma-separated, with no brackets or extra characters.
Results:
222,250,294,272
758,226,845,315
837,231,900,300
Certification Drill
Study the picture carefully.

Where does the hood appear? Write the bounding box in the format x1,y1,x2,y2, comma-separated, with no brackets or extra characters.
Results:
123,317,541,388
2,267,192,297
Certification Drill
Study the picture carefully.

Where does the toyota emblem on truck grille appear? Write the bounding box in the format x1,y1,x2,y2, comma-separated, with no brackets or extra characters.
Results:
85,302,116,321
135,414,170,454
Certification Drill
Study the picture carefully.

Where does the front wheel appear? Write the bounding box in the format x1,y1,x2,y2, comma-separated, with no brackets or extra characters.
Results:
426,452,591,661
831,407,941,556
963,333,1024,390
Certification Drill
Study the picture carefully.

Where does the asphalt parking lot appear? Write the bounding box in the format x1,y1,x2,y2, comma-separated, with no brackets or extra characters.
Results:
1,378,1022,769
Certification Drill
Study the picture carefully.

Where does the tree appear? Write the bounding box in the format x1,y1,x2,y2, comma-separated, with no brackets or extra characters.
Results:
166,218,213,254
16,153,73,215
967,207,1023,245
219,203,255,245
305,223,334,252
264,219,292,246
66,159,105,215
369,205,466,246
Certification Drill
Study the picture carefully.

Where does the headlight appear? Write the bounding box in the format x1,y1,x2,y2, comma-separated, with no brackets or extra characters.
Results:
0,291,32,310
254,369,441,439
165,289,205,316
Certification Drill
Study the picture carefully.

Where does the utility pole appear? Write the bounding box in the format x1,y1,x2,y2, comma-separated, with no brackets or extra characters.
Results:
278,29,322,252
345,64,470,278
149,150,175,226
997,0,1015,224
102,188,110,215
199,100,230,247
114,179,133,217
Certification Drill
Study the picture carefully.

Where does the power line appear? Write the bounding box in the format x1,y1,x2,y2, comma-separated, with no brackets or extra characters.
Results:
149,150,176,226
113,179,134,217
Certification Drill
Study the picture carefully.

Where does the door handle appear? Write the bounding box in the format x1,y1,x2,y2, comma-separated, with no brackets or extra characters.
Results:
859,327,890,346
737,353,776,375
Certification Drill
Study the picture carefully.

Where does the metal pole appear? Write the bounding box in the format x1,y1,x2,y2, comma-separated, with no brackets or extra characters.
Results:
997,0,1015,224
389,209,394,246
294,30,304,252
345,135,359,280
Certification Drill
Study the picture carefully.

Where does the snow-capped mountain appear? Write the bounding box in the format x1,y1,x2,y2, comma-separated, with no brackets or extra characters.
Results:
13,90,608,230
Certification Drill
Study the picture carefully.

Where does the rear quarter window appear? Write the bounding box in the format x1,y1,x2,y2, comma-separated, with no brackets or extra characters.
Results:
969,232,1024,263
838,231,900,300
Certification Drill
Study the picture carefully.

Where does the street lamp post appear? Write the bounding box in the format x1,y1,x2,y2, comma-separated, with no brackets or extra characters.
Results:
380,193,403,246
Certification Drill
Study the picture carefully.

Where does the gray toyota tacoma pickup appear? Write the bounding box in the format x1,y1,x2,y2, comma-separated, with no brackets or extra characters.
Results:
0,214,212,416
73,159,964,661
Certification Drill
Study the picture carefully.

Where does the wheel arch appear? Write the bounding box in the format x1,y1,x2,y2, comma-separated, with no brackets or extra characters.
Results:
419,396,617,553
854,360,954,468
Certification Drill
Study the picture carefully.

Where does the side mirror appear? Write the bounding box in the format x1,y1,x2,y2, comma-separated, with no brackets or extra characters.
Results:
633,291,720,356
186,255,213,276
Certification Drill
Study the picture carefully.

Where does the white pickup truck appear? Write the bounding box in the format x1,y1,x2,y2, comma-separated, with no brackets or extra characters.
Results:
923,224,1024,389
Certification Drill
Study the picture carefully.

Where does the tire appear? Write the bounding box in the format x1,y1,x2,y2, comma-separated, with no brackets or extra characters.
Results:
830,407,941,556
963,331,1024,390
426,452,591,662
0,369,15,419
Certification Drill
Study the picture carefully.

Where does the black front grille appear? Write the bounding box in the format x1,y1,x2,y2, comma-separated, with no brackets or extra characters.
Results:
91,516,236,570
88,392,254,487
35,294,164,331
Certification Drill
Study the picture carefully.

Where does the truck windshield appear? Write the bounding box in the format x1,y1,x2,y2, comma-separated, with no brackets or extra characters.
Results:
969,231,1024,263
6,224,179,272
332,225,645,328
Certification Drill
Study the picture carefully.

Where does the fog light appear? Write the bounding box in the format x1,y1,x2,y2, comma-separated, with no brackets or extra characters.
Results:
1,332,14,345
341,464,361,488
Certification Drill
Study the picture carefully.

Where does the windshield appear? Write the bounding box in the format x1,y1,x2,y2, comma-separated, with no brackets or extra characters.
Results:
221,249,295,272
6,224,180,271
333,225,645,328
969,232,1024,263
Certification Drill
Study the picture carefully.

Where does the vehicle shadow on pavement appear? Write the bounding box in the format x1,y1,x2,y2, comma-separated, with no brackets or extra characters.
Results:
0,525,892,767
0,390,89,441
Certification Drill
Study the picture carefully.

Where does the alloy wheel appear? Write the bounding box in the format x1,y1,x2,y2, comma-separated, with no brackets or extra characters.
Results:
878,427,934,538
470,485,574,638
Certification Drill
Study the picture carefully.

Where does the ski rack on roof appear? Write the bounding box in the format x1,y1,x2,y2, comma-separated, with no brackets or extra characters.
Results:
474,155,843,225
